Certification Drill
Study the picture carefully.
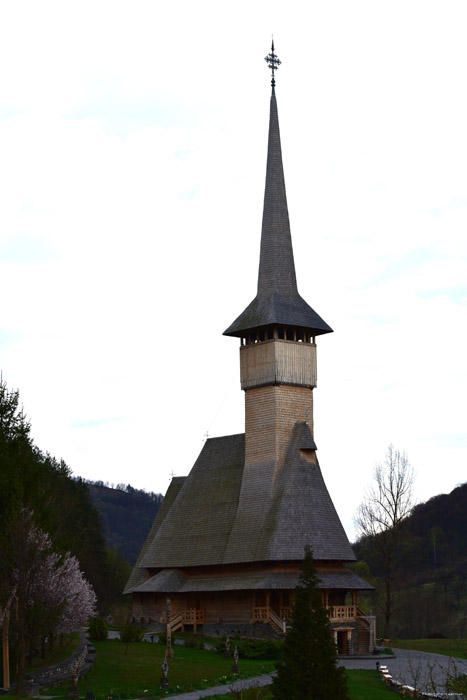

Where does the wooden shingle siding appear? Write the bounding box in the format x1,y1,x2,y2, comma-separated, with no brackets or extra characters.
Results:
245,384,314,465
240,339,317,390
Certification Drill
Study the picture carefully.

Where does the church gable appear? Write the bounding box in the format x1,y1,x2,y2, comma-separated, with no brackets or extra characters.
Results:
265,423,355,561
140,434,245,569
223,422,355,564
123,475,186,594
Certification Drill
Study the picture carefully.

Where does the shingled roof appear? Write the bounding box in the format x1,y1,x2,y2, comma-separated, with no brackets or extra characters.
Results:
139,434,245,570
127,424,354,582
223,422,355,563
123,476,186,594
132,567,373,594
224,94,332,338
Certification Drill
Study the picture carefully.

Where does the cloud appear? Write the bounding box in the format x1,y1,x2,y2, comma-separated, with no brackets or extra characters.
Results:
71,417,126,429
0,0,465,542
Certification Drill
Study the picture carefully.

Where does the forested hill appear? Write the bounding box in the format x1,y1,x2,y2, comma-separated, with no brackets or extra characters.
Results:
408,482,467,567
355,482,467,577
354,482,467,637
87,481,163,565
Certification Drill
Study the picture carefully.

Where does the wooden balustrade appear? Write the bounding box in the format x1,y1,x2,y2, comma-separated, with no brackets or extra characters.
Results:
181,609,205,625
255,605,357,624
252,606,269,621
251,607,287,633
159,608,205,630
328,605,357,621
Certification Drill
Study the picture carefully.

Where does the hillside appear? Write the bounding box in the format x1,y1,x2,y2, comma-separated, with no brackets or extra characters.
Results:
87,481,163,565
354,482,467,638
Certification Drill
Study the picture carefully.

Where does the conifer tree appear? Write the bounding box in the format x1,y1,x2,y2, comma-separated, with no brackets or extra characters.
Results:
272,546,349,700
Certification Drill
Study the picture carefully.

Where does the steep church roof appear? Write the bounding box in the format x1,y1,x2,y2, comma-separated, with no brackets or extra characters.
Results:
224,92,332,338
131,429,355,574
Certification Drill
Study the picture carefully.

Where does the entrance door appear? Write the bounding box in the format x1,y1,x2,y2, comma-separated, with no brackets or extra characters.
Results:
270,591,280,615
336,630,348,655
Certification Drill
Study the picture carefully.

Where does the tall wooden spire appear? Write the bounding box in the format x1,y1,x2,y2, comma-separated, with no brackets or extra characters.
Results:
224,49,332,339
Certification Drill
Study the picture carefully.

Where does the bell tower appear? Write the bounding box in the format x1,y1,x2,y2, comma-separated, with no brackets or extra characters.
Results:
224,42,332,468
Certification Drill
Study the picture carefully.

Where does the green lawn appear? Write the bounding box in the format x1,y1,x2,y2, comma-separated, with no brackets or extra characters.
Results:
27,634,80,671
392,638,467,659
203,671,399,699
346,670,401,699
34,636,467,699
39,641,399,700
1,633,79,683
43,640,275,698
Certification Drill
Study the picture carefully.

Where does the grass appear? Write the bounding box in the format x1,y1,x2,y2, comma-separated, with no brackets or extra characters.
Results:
38,640,398,700
202,670,400,699
42,640,275,698
392,638,467,659
2,633,80,682
28,634,465,699
27,633,80,672
346,670,401,699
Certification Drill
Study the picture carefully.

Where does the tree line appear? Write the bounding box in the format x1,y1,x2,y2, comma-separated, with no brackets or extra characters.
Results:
86,481,163,564
0,376,132,691
353,445,467,639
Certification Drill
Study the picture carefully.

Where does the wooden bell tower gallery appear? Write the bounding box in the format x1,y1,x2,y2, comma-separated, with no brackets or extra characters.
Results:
125,43,375,654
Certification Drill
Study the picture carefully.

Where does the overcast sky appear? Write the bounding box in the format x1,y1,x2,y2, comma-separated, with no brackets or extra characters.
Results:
1,1,466,540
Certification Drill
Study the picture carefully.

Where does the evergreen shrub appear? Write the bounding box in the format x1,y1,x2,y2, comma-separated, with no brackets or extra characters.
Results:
120,624,144,643
158,630,175,646
272,547,349,700
215,636,283,659
88,617,108,641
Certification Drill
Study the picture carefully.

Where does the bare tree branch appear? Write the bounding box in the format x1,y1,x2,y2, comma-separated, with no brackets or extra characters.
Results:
354,445,415,638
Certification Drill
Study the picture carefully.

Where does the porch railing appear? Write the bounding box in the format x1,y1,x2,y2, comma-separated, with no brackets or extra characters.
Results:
328,605,357,621
159,608,205,627
251,607,287,634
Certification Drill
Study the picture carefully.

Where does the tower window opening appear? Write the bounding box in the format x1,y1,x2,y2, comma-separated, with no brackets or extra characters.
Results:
286,328,294,341
297,330,304,342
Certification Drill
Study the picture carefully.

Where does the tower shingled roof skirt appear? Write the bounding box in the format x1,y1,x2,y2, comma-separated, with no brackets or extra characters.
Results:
223,86,333,338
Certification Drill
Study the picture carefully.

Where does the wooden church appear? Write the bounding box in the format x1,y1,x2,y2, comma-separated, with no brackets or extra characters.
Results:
125,44,375,655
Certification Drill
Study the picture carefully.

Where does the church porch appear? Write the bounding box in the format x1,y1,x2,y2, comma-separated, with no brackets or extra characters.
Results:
131,584,375,653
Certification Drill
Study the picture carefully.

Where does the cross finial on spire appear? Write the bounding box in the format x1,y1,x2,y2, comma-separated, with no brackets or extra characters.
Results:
264,39,281,94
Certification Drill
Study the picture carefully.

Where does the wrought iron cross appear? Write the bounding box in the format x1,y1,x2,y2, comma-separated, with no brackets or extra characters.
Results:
265,39,281,90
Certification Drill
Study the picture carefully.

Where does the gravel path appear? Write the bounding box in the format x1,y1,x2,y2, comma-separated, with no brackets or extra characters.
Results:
149,673,275,699
339,648,467,695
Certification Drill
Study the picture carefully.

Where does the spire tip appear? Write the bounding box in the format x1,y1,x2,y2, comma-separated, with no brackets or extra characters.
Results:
264,39,281,94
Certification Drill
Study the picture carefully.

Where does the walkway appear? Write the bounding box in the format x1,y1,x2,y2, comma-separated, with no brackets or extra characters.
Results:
340,647,467,696
162,648,467,699
150,673,274,699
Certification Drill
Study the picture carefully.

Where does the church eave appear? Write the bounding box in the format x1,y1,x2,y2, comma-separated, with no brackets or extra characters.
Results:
223,293,333,338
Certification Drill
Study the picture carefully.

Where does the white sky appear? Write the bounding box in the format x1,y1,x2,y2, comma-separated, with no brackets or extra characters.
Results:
1,1,466,541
